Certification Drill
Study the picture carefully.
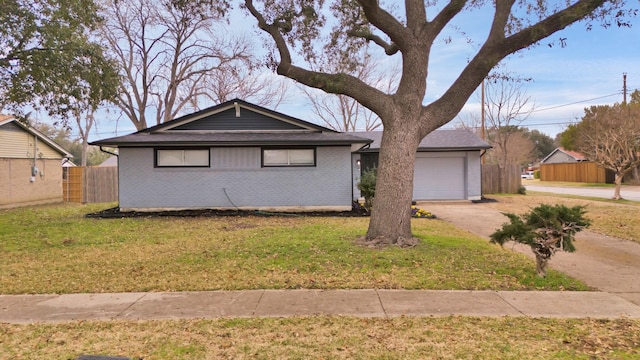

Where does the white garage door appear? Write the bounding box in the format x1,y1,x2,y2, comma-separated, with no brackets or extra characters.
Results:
413,156,465,200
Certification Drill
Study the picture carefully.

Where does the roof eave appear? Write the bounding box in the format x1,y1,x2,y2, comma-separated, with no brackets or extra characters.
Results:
357,146,491,153
90,140,371,147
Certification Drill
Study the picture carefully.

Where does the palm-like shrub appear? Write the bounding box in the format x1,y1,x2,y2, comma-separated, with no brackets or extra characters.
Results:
490,204,590,277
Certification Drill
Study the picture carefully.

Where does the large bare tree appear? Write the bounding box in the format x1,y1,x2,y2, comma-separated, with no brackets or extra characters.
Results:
244,0,633,245
484,128,535,168
100,0,282,130
483,76,535,169
576,100,640,199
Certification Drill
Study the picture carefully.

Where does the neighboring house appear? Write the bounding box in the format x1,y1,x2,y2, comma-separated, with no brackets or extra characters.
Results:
91,99,491,211
0,115,73,208
541,147,587,164
351,130,491,201
540,147,614,183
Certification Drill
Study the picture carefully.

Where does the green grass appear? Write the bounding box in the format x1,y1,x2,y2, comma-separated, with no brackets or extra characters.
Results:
0,203,588,294
1,317,638,359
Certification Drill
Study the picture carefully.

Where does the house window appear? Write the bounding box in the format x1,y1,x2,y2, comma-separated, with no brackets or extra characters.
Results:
262,148,315,167
156,149,210,167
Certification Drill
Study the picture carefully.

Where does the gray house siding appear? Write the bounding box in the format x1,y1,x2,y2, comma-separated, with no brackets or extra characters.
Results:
466,151,483,200
118,146,353,211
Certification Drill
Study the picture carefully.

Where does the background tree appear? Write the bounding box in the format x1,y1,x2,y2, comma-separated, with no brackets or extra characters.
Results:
573,99,640,199
482,76,536,169
194,65,288,110
100,0,282,130
244,0,633,245
523,129,558,164
484,127,535,168
0,0,118,123
558,123,580,150
34,123,111,166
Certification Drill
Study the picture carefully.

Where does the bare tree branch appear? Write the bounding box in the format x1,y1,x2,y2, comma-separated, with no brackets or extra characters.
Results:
100,0,272,130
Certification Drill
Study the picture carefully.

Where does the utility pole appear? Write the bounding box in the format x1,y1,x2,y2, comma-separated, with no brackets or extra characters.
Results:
481,79,486,165
623,73,627,104
481,79,486,141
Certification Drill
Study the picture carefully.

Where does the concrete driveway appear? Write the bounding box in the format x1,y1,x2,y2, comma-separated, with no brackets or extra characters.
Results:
425,202,640,306
525,183,640,201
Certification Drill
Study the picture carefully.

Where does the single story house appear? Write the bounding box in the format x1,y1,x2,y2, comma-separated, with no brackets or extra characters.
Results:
0,115,72,208
541,147,587,164
91,99,490,212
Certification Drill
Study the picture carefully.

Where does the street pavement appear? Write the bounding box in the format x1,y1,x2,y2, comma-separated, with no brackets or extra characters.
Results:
525,183,640,201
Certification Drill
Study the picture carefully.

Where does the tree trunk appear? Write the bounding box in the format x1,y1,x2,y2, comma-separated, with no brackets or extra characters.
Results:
81,138,88,166
365,124,422,247
535,255,548,277
613,173,623,200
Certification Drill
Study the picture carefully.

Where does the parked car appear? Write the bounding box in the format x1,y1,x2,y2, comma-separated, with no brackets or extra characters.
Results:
521,171,535,180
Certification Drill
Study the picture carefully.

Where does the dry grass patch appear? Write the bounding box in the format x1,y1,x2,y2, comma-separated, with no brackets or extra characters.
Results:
1,317,638,359
486,194,640,244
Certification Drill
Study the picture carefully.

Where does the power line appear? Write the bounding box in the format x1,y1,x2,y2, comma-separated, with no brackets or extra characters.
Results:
530,93,621,113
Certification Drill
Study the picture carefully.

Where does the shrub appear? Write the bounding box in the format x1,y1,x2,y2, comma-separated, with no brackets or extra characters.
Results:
357,167,377,212
517,186,526,195
490,204,590,277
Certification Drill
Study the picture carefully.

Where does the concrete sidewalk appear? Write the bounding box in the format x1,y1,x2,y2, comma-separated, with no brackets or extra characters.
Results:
2,289,640,324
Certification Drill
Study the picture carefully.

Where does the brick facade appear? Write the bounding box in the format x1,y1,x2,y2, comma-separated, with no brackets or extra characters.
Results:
0,158,63,208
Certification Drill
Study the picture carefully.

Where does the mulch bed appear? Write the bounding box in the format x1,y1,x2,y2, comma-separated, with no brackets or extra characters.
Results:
85,206,371,219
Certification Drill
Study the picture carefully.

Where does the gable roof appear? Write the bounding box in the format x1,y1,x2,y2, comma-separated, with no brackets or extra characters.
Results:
0,116,73,158
91,99,372,147
541,147,587,163
141,98,338,133
352,129,491,152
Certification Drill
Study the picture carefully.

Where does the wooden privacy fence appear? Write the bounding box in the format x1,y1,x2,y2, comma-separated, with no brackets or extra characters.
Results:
540,162,614,183
482,163,522,194
63,166,118,203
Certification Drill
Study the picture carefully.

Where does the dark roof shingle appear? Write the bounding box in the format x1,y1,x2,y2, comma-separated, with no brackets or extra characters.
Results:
351,129,491,151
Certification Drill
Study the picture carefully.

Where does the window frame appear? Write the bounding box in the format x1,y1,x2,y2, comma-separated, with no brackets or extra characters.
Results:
261,147,316,167
154,148,210,168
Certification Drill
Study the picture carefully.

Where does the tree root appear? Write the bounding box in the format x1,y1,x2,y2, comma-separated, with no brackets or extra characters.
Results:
355,235,419,249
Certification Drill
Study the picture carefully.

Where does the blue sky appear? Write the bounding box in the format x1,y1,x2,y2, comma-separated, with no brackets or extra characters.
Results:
432,5,640,138
69,4,640,142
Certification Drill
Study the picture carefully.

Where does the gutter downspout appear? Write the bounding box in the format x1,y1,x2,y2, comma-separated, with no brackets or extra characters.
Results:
99,146,119,157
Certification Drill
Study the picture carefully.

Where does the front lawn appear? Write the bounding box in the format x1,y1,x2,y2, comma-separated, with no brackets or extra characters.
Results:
0,203,587,294
2,317,639,359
